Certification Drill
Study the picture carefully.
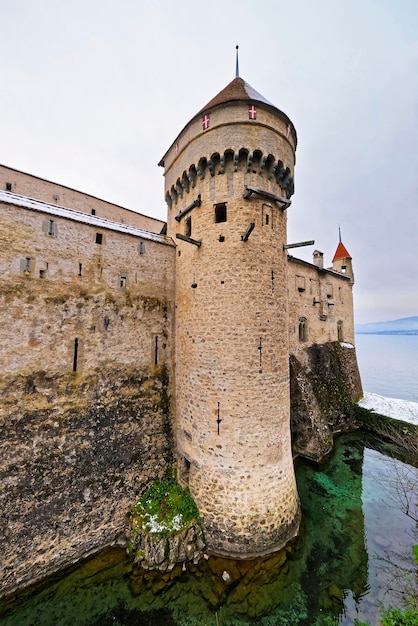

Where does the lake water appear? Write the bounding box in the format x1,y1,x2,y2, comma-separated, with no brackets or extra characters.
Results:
0,335,417,626
355,333,418,403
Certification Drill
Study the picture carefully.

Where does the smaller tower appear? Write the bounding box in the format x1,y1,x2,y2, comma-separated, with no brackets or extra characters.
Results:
332,232,354,285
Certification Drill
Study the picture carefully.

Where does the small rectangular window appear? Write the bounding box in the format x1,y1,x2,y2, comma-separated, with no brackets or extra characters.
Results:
5,182,12,191
20,257,32,274
48,219,56,236
118,274,128,288
299,317,307,341
42,219,57,236
215,202,227,223
53,194,59,202
138,241,145,255
296,275,306,292
185,216,192,237
95,233,103,244
91,209,96,215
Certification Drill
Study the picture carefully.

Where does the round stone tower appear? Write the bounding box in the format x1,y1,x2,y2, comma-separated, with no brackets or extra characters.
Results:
159,75,301,558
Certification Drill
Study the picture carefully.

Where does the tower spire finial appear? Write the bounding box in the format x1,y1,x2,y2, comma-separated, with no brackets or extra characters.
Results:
338,225,342,243
235,44,239,78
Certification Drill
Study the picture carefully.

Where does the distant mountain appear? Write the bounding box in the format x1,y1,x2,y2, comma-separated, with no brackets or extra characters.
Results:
355,316,418,335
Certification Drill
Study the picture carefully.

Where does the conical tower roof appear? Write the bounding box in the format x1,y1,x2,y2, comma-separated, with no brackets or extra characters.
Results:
198,77,274,112
159,74,297,166
332,241,352,262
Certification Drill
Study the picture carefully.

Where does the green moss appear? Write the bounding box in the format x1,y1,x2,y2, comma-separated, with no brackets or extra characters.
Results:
379,606,418,625
130,476,200,539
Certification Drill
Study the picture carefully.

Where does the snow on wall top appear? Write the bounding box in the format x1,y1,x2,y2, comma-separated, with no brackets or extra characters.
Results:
0,190,173,246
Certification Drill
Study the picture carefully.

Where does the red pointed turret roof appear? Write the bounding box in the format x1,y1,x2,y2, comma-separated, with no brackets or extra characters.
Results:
198,77,274,112
332,242,352,261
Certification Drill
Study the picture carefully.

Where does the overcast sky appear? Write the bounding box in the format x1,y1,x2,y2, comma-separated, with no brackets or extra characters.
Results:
1,0,417,323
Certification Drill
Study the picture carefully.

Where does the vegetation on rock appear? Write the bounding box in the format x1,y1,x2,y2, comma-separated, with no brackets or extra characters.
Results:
129,476,200,539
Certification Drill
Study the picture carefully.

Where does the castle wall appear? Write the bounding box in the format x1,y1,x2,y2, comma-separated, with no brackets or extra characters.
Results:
0,197,176,597
287,257,361,460
0,164,164,234
287,256,355,354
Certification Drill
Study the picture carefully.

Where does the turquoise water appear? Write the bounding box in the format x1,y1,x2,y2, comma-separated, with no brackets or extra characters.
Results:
1,431,416,626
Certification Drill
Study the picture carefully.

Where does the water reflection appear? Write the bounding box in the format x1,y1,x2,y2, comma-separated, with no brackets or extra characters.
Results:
0,432,416,625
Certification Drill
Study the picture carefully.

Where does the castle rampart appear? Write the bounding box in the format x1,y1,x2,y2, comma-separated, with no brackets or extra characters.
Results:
0,164,164,234
0,192,176,596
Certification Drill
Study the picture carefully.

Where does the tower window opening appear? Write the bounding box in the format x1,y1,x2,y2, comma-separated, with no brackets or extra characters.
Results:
118,274,128,289
299,317,307,342
5,182,12,191
214,202,227,223
91,208,96,215
185,216,192,237
265,214,269,225
181,456,191,485
337,320,344,342
95,233,103,244
78,263,82,276
48,219,55,236
341,265,347,273
39,269,46,279
139,241,145,255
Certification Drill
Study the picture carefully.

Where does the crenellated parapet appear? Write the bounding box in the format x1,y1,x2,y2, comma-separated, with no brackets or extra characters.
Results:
165,148,294,209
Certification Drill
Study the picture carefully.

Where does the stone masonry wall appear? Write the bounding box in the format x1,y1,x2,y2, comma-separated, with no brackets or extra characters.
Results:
0,363,172,598
0,201,176,597
288,256,355,354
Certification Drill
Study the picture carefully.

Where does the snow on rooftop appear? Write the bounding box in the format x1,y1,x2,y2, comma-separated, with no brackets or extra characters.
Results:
0,190,173,246
359,392,418,426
